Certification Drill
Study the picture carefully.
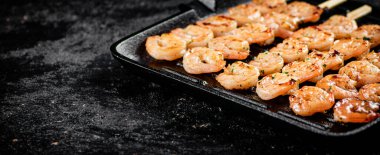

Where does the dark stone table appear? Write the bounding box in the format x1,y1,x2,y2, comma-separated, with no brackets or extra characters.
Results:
1,0,380,154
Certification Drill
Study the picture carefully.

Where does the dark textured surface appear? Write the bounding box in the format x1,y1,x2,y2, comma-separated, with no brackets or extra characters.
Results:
1,0,380,154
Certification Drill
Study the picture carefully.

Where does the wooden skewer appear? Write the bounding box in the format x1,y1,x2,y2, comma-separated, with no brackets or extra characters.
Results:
347,5,372,20
318,0,347,9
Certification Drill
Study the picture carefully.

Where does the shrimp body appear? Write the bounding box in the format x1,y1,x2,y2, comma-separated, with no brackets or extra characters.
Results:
338,61,380,87
249,52,284,76
230,23,275,46
275,1,323,23
228,3,262,26
316,74,358,100
270,39,308,63
291,26,335,51
305,50,344,71
359,51,380,68
171,25,214,48
351,24,380,48
256,73,299,100
216,61,260,90
289,86,334,116
196,15,238,37
145,33,187,61
318,15,358,39
282,61,323,83
208,36,250,60
359,83,380,103
330,38,370,60
183,47,226,74
262,12,299,39
334,98,380,123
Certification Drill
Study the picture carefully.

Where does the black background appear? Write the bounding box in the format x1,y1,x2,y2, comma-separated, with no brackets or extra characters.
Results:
1,0,380,154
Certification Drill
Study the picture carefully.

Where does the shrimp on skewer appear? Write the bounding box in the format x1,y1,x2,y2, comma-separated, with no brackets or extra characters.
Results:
208,36,250,60
330,38,370,60
305,50,344,72
227,3,262,26
270,39,308,63
249,51,284,76
275,1,323,23
196,15,238,37
289,86,334,116
216,61,260,90
230,23,275,46
318,15,358,39
171,25,214,48
145,33,187,61
358,83,380,103
290,26,335,51
351,24,380,48
183,47,226,74
334,98,380,123
256,73,299,100
262,12,300,39
282,61,323,83
316,74,358,100
359,51,380,68
338,60,380,87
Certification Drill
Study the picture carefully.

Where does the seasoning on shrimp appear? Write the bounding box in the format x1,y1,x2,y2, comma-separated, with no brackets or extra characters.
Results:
305,50,344,72
216,61,260,90
183,47,226,74
330,38,370,60
171,25,214,48
351,24,380,48
318,15,358,39
338,60,380,87
289,86,334,117
230,23,275,46
270,39,308,63
291,26,335,51
208,36,250,60
256,73,299,100
358,83,380,103
316,74,358,100
334,98,380,123
196,15,238,37
145,33,187,61
249,51,284,76
282,61,323,83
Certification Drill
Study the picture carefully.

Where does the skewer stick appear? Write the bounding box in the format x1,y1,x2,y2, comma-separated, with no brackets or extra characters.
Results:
318,0,347,9
347,5,372,20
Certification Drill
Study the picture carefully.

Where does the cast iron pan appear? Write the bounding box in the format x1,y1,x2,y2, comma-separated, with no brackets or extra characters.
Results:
110,0,380,136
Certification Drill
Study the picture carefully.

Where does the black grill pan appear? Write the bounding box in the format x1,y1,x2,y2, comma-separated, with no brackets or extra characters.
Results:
110,0,380,136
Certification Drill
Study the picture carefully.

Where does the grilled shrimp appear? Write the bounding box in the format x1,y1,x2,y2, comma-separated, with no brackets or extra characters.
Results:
316,74,358,100
289,86,334,116
275,1,323,23
196,15,238,37
305,50,344,71
334,98,380,123
291,26,335,51
249,51,284,76
338,60,380,87
145,33,187,61
262,12,299,39
171,25,214,48
208,36,250,60
216,61,260,90
183,47,226,74
358,83,380,103
359,51,380,68
351,24,380,48
256,73,299,100
252,0,287,8
228,3,263,26
270,39,308,63
318,15,358,39
330,38,370,60
282,61,323,83
230,23,275,46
